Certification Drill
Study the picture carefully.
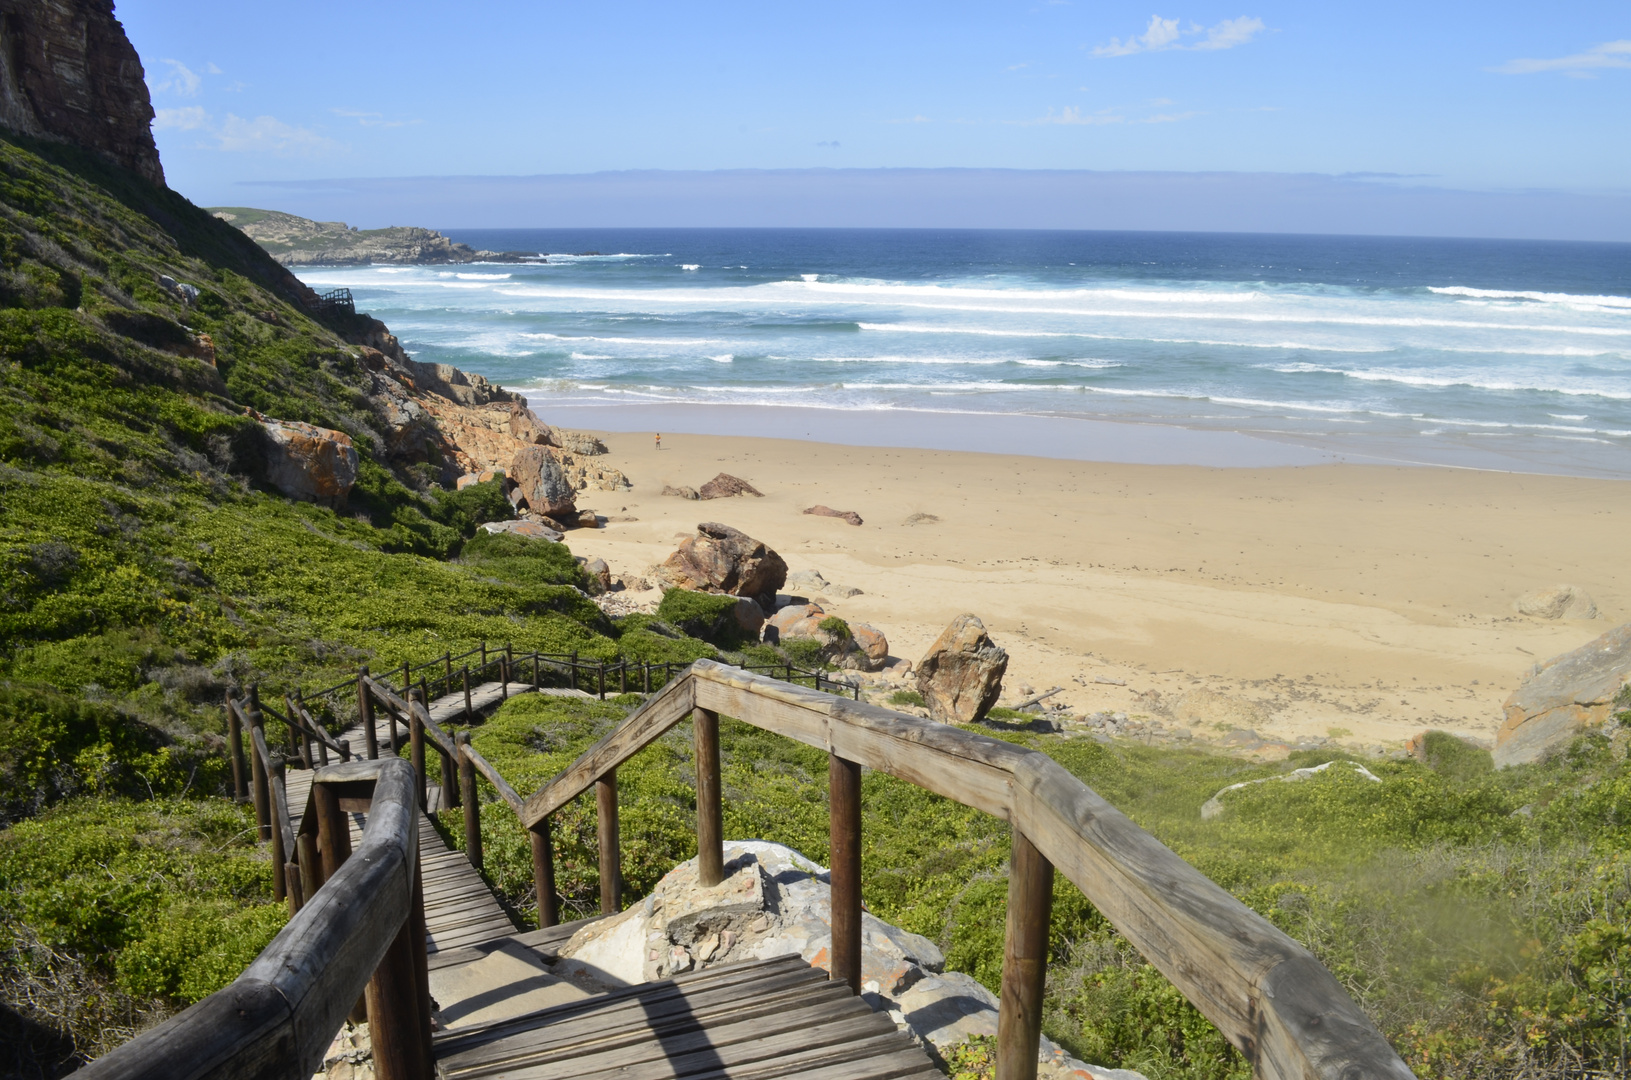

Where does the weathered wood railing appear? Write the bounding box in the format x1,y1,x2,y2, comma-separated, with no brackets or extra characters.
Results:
512,659,1415,1080
76,757,434,1080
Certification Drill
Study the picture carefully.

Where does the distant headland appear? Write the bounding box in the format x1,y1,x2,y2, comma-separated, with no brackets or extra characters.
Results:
208,206,545,266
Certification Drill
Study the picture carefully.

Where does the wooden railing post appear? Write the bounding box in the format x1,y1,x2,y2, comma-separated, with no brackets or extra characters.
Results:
367,841,433,1080
226,693,246,803
642,662,651,694
423,680,457,808
596,769,621,914
463,665,472,721
296,831,321,906
444,651,452,696
408,687,427,809
694,707,723,887
457,733,482,871
268,753,288,903
401,660,411,698
360,666,378,760
530,819,558,928
619,661,628,695
247,687,270,841
480,641,487,676
313,773,368,1026
829,753,863,994
570,650,578,692
598,660,606,700
532,652,540,689
997,830,1054,1080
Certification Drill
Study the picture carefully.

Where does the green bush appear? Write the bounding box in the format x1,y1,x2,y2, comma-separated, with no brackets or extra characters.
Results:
887,688,925,707
816,616,850,639
1418,731,1495,783
655,589,752,649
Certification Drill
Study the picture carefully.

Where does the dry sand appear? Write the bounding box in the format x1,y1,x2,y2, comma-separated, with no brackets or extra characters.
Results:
556,429,1629,753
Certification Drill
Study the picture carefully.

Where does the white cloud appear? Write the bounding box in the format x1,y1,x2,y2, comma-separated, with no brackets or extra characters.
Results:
216,114,341,157
887,114,934,124
1494,39,1631,78
1093,14,1265,57
331,108,419,129
153,106,208,131
206,62,224,75
151,59,202,96
1022,105,1124,126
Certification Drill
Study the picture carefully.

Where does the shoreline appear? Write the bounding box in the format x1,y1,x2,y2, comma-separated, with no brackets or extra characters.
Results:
536,422,1628,756
523,398,1631,479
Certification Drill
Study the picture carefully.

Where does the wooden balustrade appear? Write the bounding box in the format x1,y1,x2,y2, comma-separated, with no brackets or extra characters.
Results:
198,648,1412,1080
75,758,433,1080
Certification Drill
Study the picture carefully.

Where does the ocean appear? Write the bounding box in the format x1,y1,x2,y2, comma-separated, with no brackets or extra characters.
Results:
291,229,1631,477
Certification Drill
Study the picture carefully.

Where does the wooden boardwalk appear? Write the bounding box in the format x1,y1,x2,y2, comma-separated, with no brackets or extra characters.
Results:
285,680,594,954
432,953,941,1080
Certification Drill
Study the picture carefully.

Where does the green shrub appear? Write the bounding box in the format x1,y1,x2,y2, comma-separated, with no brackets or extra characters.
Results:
655,589,752,649
816,616,850,639
1418,731,1494,783
887,689,925,707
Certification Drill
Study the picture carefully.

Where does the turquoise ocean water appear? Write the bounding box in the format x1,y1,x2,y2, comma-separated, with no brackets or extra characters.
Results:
293,229,1631,477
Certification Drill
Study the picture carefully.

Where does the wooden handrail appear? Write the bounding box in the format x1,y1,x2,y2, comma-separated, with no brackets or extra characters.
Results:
365,676,456,758
514,659,1413,1080
75,759,431,1080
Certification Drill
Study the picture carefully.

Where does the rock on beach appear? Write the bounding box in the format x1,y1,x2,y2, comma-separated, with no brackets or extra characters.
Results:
655,523,788,608
915,614,1008,724
698,473,763,499
1496,621,1631,767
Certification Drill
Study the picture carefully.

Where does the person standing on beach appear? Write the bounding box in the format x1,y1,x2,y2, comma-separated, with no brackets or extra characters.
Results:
655,433,662,450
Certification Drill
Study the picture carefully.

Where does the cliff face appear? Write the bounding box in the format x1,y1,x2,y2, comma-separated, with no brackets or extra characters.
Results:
0,0,163,185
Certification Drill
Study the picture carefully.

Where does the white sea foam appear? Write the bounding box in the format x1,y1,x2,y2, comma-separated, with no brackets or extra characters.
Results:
709,354,734,363
682,264,700,271
1429,285,1631,310
1270,363,1631,400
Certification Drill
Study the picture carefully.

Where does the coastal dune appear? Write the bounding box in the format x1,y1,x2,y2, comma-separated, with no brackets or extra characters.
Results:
559,428,1628,751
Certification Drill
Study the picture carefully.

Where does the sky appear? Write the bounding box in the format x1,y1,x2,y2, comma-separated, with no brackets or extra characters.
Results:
118,1,1631,237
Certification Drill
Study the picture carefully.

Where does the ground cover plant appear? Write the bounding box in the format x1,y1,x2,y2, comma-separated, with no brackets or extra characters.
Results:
448,690,1631,1080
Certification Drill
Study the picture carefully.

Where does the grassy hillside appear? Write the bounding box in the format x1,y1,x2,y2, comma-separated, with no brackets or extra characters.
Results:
0,132,710,1072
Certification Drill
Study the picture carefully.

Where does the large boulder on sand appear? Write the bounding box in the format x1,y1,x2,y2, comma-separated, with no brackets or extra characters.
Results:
1515,584,1598,620
655,523,787,609
699,473,763,499
1496,622,1631,767
915,614,1008,724
259,419,358,505
509,444,578,519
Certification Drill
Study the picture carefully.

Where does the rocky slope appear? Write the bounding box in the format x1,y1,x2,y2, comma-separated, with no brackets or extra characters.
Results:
0,0,163,184
210,207,538,266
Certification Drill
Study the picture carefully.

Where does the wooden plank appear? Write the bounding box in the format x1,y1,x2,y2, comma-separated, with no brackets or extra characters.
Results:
619,1036,937,1080
458,1004,894,1080
435,956,817,1052
439,966,838,1064
997,829,1052,1080
520,670,696,826
441,993,880,1080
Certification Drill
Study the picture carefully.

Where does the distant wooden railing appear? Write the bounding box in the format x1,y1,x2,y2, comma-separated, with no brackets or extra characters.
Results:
516,660,1416,1080
75,757,434,1080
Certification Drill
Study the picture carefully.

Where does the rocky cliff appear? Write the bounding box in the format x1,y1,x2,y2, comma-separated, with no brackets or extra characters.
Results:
210,207,538,266
0,0,163,184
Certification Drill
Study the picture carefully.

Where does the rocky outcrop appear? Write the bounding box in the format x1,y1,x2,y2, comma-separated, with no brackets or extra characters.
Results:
804,505,863,526
662,484,700,500
851,624,890,670
211,208,539,266
1515,584,1598,620
0,0,164,185
258,419,358,505
764,604,889,671
699,473,763,499
1496,623,1631,767
509,445,578,519
549,842,1141,1080
916,615,1008,724
480,519,562,542
655,523,787,608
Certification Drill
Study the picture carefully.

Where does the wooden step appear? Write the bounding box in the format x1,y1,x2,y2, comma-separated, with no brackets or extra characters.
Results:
434,955,939,1080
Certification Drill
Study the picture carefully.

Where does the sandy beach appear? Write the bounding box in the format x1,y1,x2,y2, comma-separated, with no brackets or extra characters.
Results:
545,413,1629,753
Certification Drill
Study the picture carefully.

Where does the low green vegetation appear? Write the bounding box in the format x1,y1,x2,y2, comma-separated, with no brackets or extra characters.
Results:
448,693,1631,1080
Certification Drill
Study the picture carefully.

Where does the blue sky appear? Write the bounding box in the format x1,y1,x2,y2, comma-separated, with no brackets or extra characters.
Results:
119,2,1630,234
